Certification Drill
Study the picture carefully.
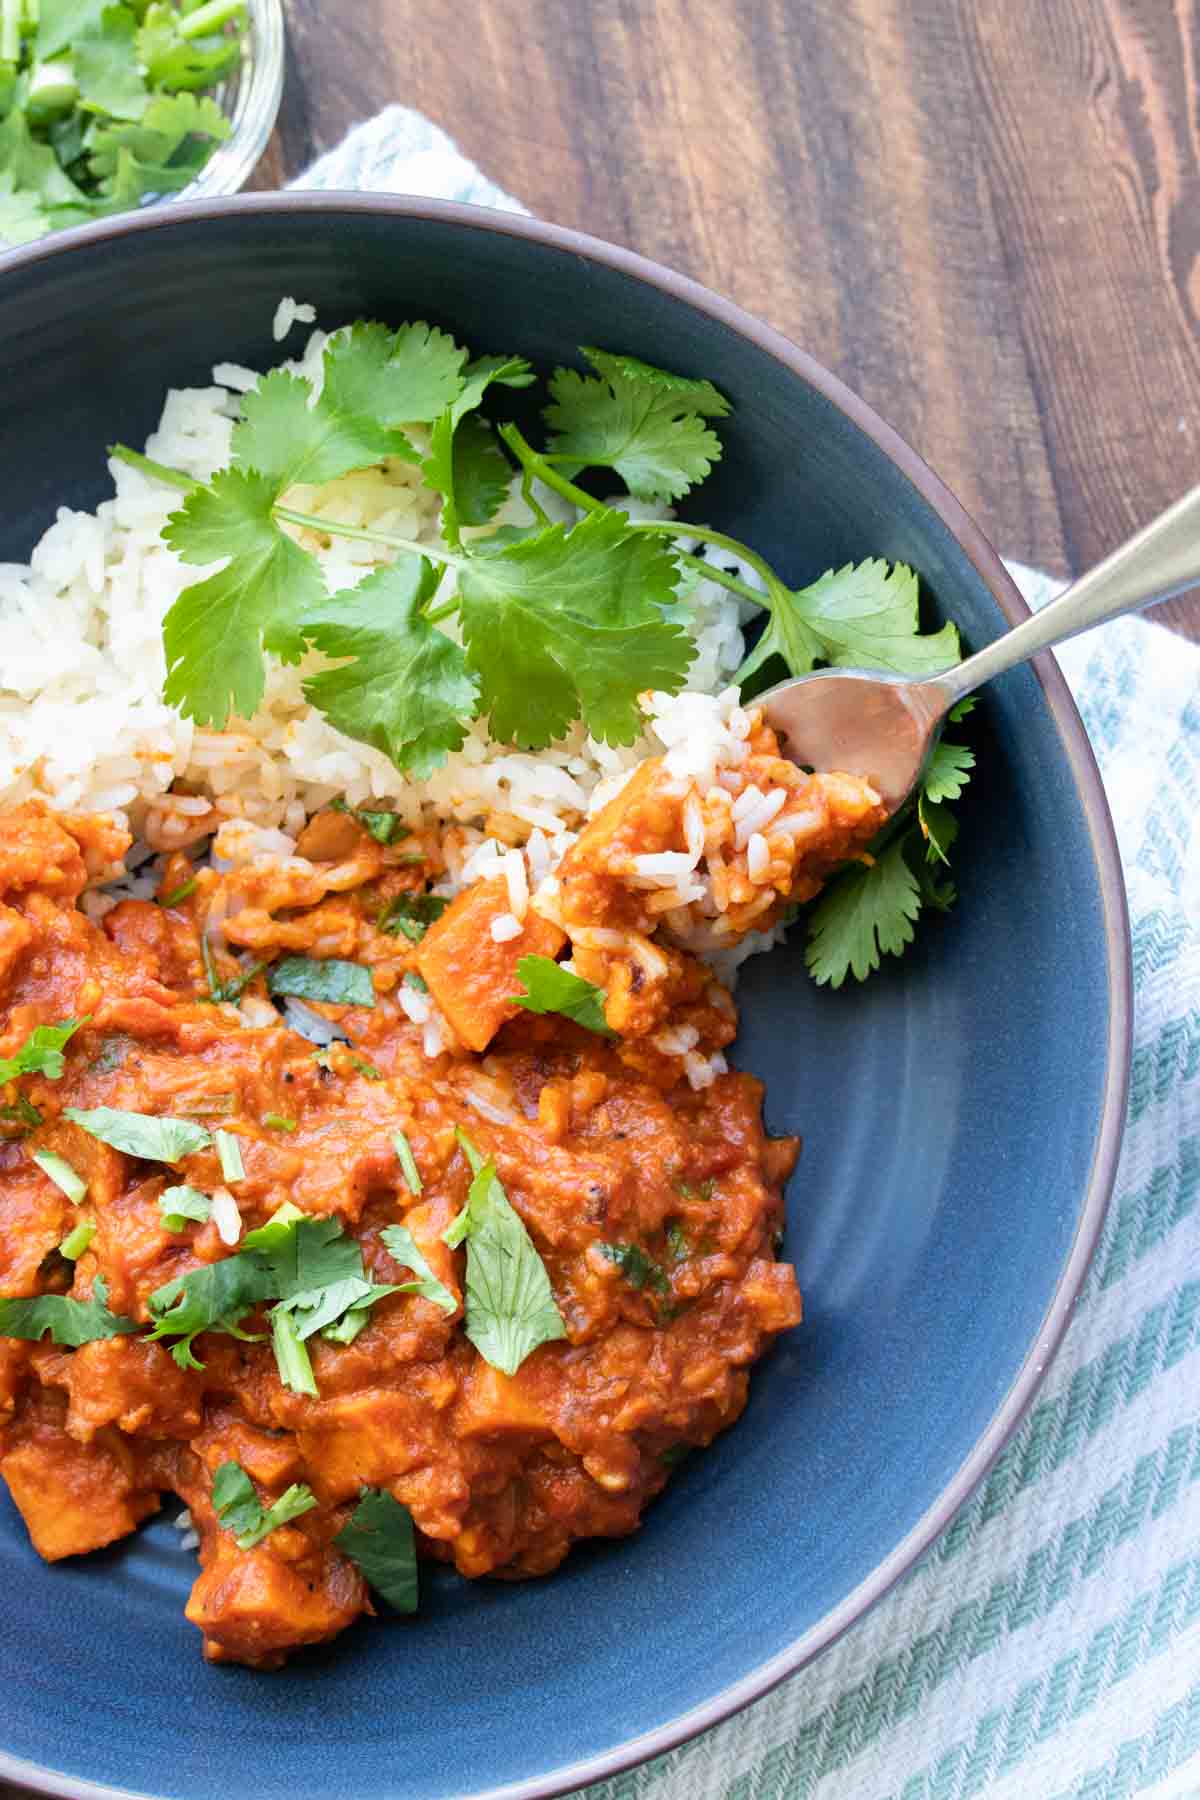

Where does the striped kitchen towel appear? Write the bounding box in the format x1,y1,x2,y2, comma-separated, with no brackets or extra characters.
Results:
295,109,1200,1800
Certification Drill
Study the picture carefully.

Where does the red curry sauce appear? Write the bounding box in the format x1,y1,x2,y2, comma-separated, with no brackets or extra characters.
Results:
0,799,805,1666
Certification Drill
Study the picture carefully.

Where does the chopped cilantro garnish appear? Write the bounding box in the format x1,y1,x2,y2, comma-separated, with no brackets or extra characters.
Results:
267,957,376,1008
31,1148,87,1205
377,890,450,943
0,1275,137,1345
329,799,409,845
0,1094,43,1130
0,5,240,242
0,1016,88,1083
65,1106,211,1164
270,1306,317,1398
403,971,429,995
443,1158,566,1375
262,1113,296,1133
198,935,265,1005
146,1211,404,1383
212,1460,318,1551
58,1219,96,1261
510,954,613,1036
214,1129,245,1183
379,1223,456,1314
334,1488,419,1612
391,1130,422,1196
350,1056,382,1081
159,1185,211,1231
597,1241,671,1297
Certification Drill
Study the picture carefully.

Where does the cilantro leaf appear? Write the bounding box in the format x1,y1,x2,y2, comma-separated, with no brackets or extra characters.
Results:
380,1224,457,1314
231,323,463,492
575,349,730,416
75,6,148,122
597,1240,670,1296
803,836,922,987
145,1252,274,1367
267,956,376,1007
457,509,691,746
37,0,110,59
239,1211,362,1296
334,1488,418,1612
212,1460,318,1550
422,354,529,548
64,1106,211,1162
738,559,960,686
300,558,479,779
377,889,450,943
159,1185,211,1231
922,738,975,804
137,1,241,91
329,799,407,844
0,172,51,245
452,1159,566,1376
544,346,727,501
0,1016,87,1083
0,1275,138,1346
87,90,229,191
509,954,613,1035
162,468,323,726
0,106,85,209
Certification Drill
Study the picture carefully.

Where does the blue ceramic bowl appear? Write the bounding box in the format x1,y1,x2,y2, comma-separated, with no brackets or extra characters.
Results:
0,197,1130,1800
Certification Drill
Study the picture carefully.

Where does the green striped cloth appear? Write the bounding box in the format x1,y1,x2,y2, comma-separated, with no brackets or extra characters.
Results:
300,113,1200,1800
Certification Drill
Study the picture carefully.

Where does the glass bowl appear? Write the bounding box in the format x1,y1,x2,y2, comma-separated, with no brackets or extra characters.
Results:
170,0,285,202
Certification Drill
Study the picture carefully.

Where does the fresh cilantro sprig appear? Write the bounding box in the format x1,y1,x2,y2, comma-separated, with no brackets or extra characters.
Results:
144,1207,440,1381
135,324,975,983
802,699,977,987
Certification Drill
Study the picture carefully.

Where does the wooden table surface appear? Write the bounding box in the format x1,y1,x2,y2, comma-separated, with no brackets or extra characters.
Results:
249,0,1200,642
0,4,1195,1799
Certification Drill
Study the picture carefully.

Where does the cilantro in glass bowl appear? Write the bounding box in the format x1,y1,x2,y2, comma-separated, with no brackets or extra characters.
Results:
0,0,283,245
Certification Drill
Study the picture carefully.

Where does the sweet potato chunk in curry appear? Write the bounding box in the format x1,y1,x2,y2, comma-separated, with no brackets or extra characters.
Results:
0,797,810,1668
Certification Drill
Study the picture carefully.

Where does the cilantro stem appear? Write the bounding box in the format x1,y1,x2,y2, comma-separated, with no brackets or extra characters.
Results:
1,0,22,63
109,444,199,495
628,520,777,609
498,424,599,515
272,506,461,571
179,0,244,38
499,423,772,614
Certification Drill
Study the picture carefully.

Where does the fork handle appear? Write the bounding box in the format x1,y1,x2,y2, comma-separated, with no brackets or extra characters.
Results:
930,484,1200,709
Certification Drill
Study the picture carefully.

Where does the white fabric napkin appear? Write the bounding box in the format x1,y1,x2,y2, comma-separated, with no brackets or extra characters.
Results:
292,107,1200,1800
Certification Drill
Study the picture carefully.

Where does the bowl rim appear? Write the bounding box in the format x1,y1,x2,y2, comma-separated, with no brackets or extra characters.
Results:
0,191,1133,1800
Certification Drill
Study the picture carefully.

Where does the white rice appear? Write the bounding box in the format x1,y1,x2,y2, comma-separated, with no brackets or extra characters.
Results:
0,305,762,842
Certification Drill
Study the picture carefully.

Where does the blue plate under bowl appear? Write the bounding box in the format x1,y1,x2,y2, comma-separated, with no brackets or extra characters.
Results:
0,197,1130,1800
